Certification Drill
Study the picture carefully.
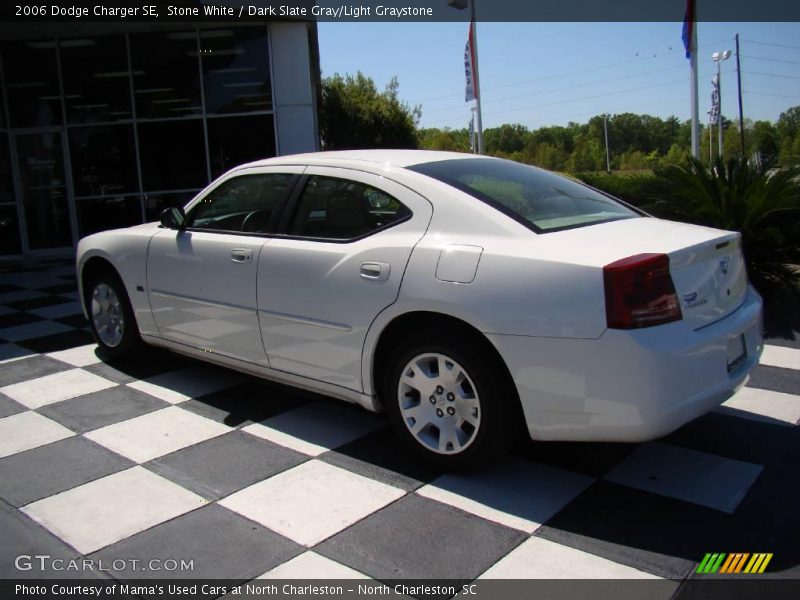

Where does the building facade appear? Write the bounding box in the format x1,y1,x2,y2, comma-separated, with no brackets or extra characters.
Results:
0,21,320,259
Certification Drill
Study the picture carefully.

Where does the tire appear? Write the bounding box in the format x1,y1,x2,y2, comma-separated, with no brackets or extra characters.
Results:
383,329,520,470
85,273,142,358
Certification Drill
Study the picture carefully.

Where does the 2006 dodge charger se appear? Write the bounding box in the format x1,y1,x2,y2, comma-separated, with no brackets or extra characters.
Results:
77,150,763,468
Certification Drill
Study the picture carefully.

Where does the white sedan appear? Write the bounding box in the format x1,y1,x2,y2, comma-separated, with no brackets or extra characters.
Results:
77,150,763,468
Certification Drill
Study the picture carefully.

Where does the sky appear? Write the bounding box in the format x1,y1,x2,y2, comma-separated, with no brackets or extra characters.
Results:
317,21,800,131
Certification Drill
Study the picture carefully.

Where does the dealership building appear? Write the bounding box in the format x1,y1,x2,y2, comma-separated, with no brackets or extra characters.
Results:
0,20,321,259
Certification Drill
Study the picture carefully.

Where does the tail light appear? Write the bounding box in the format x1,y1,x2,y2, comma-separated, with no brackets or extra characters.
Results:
603,253,682,329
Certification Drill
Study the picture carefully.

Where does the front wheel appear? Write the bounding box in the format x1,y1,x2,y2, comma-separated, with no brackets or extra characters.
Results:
87,275,141,358
383,332,519,470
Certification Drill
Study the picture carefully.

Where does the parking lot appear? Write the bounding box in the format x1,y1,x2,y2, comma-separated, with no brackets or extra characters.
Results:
1,259,799,591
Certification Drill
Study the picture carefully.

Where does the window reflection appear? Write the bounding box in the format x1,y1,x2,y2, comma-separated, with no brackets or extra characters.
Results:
207,115,276,178
69,125,138,197
0,205,22,255
144,190,198,221
61,36,132,123
201,27,271,114
0,133,13,204
138,120,207,190
3,41,61,128
131,31,202,119
77,195,142,237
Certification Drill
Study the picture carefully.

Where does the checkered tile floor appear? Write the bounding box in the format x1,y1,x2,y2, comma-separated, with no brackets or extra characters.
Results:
1,259,799,587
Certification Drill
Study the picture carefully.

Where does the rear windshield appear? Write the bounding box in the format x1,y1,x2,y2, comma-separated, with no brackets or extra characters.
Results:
408,158,639,233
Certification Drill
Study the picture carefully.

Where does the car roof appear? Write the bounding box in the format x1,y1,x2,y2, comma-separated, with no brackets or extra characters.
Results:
236,149,490,170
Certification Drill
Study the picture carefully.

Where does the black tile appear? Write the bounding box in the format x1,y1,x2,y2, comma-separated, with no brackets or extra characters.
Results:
89,504,302,579
0,393,26,418
82,348,193,384
537,480,758,580
0,312,43,329
180,380,310,428
320,428,443,492
748,365,800,396
0,437,133,507
146,429,307,500
39,283,77,295
6,295,72,311
54,314,88,329
19,329,93,353
316,493,526,581
37,385,166,434
662,411,797,465
60,274,77,281
0,502,107,579
0,355,73,387
0,284,23,293
513,438,639,479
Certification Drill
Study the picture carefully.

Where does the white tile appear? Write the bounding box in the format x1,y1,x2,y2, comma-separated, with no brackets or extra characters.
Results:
718,387,800,425
0,412,75,458
220,460,405,547
126,365,245,404
30,301,83,319
21,466,206,554
1,369,116,409
85,406,231,463
0,343,35,363
417,459,593,533
480,537,662,579
0,320,73,342
259,552,370,579
0,290,46,304
604,442,763,514
760,344,800,371
241,401,383,457
47,344,102,367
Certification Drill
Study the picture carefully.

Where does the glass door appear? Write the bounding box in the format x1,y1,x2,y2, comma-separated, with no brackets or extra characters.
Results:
14,131,73,250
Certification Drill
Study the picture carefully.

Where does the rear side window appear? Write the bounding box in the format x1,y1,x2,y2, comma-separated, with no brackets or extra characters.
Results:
408,158,638,233
289,175,411,240
188,173,293,233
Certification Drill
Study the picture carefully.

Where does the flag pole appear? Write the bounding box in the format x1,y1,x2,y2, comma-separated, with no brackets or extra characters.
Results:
470,3,484,154
689,11,700,159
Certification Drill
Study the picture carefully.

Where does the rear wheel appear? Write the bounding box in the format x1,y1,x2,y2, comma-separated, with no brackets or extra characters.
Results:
86,274,141,358
383,330,519,470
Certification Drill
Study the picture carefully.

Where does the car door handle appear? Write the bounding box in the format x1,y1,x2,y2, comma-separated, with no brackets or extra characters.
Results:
231,248,253,263
360,261,390,281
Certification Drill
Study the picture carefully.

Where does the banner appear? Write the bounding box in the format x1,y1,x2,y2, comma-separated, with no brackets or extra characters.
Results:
710,75,720,124
464,23,478,102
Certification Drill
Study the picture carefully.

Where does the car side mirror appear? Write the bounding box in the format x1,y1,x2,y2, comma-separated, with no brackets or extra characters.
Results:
160,206,186,229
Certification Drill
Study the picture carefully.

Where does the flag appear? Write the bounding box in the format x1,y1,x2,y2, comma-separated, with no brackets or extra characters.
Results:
710,75,720,124
682,0,695,59
464,23,478,102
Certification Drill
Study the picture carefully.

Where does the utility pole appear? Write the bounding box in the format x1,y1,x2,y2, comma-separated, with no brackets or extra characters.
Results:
603,115,611,173
735,34,746,157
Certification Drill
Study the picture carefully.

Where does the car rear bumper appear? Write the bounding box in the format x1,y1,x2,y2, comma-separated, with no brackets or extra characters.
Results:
488,285,763,442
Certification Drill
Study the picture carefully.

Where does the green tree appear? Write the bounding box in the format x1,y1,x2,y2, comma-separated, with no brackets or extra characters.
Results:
320,72,420,149
418,127,470,152
484,123,528,156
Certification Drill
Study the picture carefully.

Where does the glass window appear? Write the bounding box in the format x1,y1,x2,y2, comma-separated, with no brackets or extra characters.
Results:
0,205,22,255
289,176,411,240
76,196,142,238
60,35,132,124
408,158,638,233
0,133,13,204
188,173,293,233
144,190,198,222
3,41,61,128
69,125,138,197
207,115,275,178
130,31,202,119
201,27,271,115
138,120,207,191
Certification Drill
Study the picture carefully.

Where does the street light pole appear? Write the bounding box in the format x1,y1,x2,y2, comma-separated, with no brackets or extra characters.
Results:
712,50,732,161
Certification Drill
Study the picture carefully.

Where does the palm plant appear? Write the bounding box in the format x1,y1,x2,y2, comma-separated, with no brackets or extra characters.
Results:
643,156,800,337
